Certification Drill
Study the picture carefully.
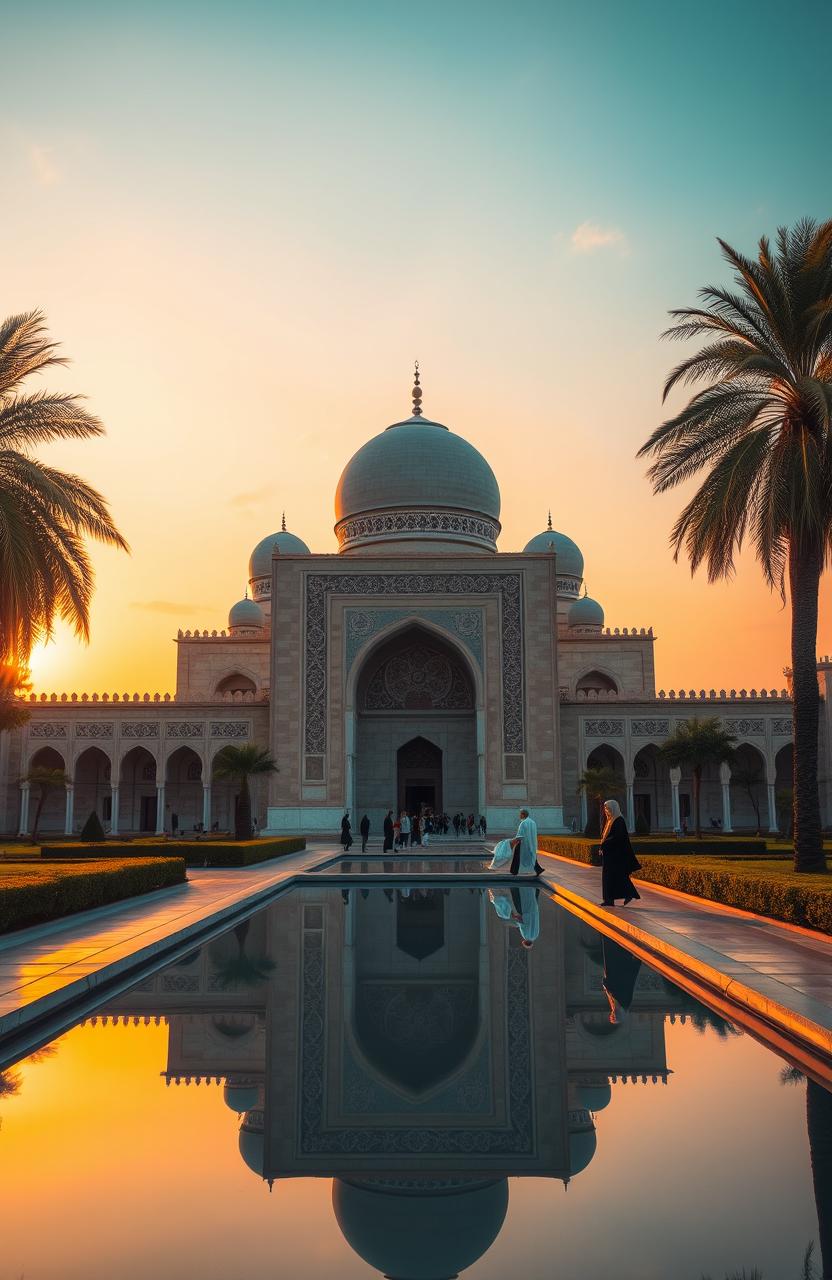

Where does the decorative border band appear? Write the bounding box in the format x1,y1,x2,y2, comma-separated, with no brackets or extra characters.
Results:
304,572,525,755
336,509,499,550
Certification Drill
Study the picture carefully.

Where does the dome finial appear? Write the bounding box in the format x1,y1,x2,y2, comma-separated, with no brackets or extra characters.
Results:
411,360,423,417
547,510,552,531
281,512,286,532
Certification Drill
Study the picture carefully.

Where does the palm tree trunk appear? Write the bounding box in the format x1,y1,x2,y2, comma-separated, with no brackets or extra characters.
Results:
235,776,252,840
31,790,46,841
807,1080,832,1278
790,542,826,872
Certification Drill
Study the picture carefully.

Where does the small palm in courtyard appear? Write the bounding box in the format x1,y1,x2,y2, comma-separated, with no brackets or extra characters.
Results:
578,764,625,836
0,310,129,667
212,744,277,838
638,220,832,872
25,764,68,840
659,717,735,838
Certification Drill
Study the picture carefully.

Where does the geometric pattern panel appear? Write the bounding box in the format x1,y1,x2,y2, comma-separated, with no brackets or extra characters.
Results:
305,573,524,755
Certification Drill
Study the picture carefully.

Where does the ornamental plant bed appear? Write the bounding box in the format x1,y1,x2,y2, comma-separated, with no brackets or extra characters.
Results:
632,857,832,933
44,837,306,867
0,857,186,934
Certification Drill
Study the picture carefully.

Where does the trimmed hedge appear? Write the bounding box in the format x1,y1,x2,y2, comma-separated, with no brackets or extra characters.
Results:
0,857,186,934
633,857,832,934
44,836,306,867
539,835,768,865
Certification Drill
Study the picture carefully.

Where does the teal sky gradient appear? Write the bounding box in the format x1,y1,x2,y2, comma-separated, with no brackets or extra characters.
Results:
3,0,831,691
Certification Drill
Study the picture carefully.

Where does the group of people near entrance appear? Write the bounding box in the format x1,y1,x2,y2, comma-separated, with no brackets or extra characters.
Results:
340,810,489,852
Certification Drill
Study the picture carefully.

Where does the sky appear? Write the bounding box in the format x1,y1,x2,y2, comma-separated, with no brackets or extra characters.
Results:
3,0,832,695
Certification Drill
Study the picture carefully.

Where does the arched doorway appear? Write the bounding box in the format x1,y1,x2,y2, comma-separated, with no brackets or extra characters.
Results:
354,624,478,829
397,736,442,815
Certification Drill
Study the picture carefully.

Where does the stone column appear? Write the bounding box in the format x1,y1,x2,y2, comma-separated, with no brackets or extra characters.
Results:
64,783,75,836
767,781,778,833
202,783,211,831
18,782,30,836
625,770,635,832
110,782,120,837
579,786,588,832
344,709,356,817
669,767,682,832
155,782,166,835
719,761,733,833
476,708,486,819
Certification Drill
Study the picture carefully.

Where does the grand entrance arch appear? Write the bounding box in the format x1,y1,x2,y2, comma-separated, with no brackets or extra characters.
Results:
353,624,479,827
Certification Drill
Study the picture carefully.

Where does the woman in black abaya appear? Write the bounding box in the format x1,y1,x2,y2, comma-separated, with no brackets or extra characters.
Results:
598,799,640,906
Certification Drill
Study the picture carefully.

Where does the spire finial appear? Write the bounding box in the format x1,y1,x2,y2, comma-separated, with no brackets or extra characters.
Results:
547,510,552,531
411,360,423,417
281,512,286,532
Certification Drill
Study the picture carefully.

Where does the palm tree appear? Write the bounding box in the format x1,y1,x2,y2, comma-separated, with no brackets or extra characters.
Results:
25,764,68,840
0,310,129,667
637,221,832,872
210,919,276,990
782,1067,831,1279
212,744,278,839
659,717,736,838
578,764,625,837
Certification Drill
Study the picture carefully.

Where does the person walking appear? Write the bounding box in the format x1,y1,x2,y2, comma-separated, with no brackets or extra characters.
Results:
400,810,411,849
453,813,461,838
598,799,641,906
383,809,394,852
423,813,432,847
412,813,422,846
340,812,353,852
359,813,370,853
508,808,544,876
479,814,487,837
466,813,475,838
393,814,402,850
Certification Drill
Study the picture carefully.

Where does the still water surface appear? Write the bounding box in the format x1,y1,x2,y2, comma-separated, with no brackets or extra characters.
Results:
1,884,828,1280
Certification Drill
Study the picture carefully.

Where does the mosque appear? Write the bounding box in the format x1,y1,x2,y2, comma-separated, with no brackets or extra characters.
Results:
4,368,830,838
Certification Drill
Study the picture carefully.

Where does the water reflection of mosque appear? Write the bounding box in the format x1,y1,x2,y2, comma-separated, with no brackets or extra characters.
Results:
89,888,704,1279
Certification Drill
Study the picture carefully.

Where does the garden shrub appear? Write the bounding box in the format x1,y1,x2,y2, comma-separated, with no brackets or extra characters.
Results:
46,836,306,867
539,834,768,862
0,857,186,933
79,810,106,841
633,857,832,933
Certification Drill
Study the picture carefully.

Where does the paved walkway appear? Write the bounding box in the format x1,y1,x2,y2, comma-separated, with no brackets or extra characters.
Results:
0,845,320,1056
537,850,832,1072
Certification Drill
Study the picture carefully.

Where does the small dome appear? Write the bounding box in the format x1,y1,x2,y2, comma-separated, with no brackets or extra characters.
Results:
569,1126,598,1176
228,597,265,632
249,528,311,581
333,1177,509,1279
238,1111,265,1177
576,1082,612,1113
335,416,501,554
223,1080,261,1114
569,594,604,629
524,525,584,581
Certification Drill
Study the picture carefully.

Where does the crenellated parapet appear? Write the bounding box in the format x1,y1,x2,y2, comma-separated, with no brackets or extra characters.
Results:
24,689,267,704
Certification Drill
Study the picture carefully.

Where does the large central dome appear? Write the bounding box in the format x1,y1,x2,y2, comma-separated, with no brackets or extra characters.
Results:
334,372,501,555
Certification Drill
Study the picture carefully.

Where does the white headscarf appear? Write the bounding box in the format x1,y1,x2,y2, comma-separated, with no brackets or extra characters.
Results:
602,798,621,839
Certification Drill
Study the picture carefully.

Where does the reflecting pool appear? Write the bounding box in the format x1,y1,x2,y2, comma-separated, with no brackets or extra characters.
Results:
311,856,495,873
1,884,829,1280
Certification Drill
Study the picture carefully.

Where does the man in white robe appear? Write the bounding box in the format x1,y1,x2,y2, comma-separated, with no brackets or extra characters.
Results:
488,886,541,947
509,808,544,876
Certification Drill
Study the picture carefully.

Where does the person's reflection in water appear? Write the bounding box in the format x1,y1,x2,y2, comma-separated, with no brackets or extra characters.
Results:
601,936,641,1023
488,885,540,948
